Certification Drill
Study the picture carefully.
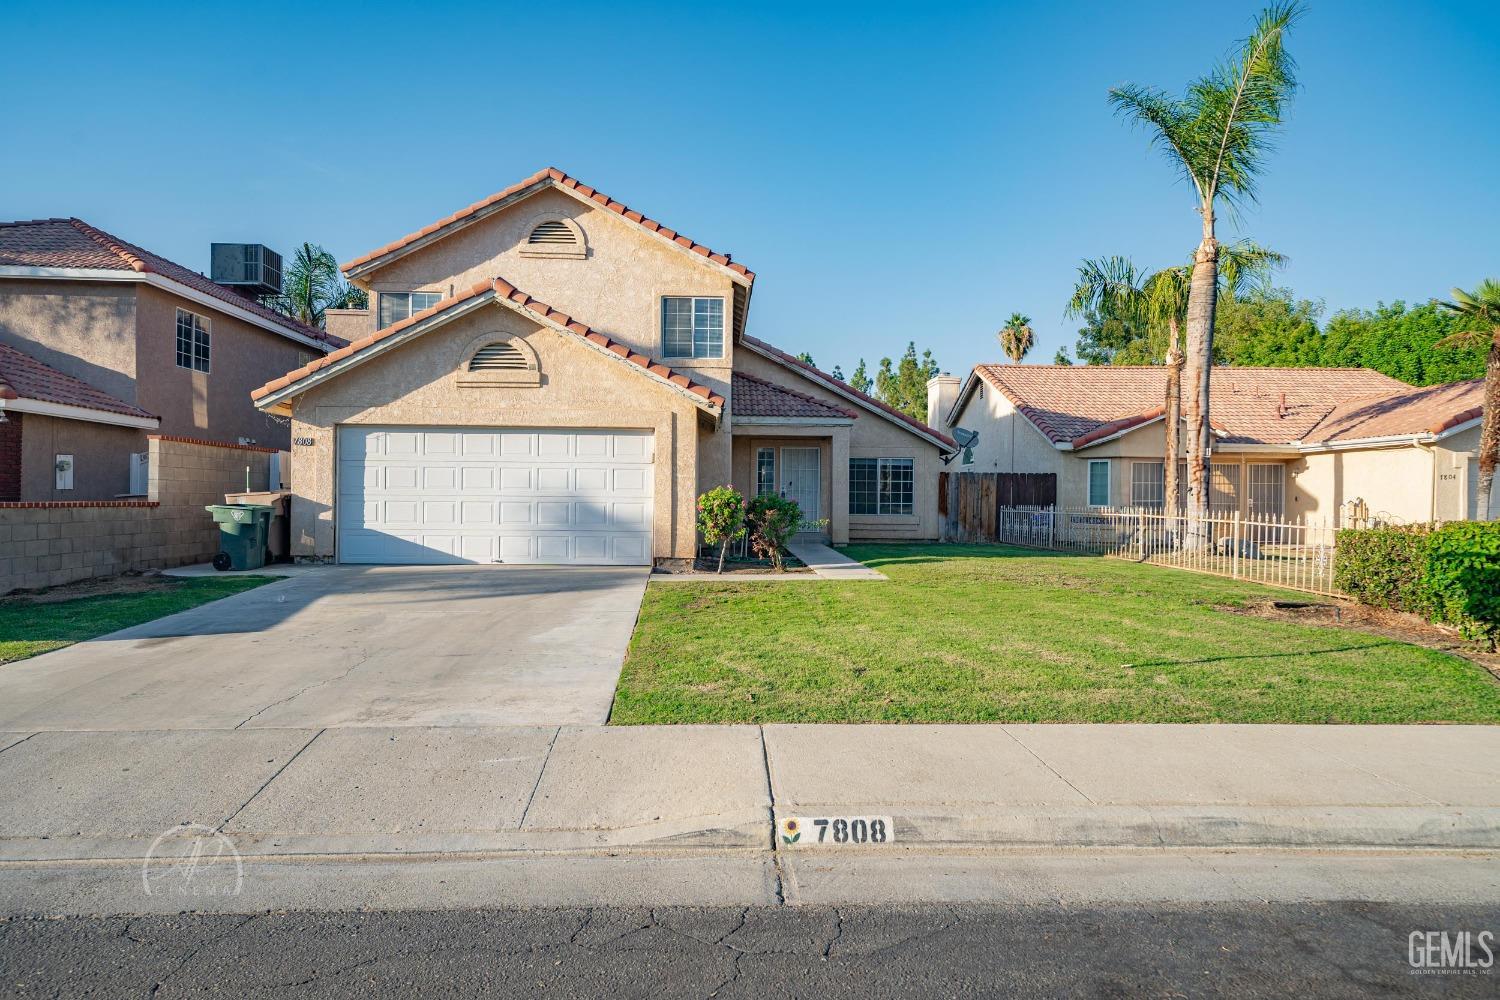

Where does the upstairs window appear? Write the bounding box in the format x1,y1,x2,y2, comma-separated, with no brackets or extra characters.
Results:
661,297,724,359
378,291,443,328
175,308,210,372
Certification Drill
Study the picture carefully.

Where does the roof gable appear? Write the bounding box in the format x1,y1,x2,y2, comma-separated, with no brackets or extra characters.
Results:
252,275,724,412
342,167,754,288
739,335,955,450
0,218,342,349
966,364,1415,448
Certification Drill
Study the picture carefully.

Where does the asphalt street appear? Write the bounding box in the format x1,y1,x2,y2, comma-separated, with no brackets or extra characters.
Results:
3,902,1496,998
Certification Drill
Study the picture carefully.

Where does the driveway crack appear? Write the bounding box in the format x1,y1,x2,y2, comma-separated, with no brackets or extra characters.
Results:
234,648,372,729
216,729,325,833
517,726,561,829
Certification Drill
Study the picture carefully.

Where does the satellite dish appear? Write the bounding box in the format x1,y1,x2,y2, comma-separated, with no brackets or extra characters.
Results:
952,427,979,448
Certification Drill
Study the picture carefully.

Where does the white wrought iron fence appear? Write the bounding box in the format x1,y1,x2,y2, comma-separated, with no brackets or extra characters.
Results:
993,506,1340,596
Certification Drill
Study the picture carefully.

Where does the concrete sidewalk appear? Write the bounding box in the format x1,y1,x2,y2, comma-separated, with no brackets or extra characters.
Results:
0,724,1495,867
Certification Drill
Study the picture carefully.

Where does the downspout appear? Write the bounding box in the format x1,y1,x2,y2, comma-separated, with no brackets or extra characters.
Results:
1417,441,1438,523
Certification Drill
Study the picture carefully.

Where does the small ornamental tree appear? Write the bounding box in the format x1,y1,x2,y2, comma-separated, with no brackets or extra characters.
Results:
696,485,747,574
746,494,805,571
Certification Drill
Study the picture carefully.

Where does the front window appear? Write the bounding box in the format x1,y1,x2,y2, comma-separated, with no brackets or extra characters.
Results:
175,308,210,372
755,448,776,497
1088,460,1111,507
1130,461,1164,508
661,296,724,359
378,291,444,328
850,457,914,515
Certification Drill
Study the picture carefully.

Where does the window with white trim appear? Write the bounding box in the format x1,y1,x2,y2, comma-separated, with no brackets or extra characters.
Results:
1087,460,1111,507
378,291,443,328
661,297,724,359
1130,461,1165,508
755,448,777,497
175,308,210,372
850,458,914,515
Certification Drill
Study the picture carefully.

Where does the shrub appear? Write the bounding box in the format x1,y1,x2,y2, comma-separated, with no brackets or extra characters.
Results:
1333,525,1435,616
1425,522,1500,647
696,485,747,575
746,494,805,571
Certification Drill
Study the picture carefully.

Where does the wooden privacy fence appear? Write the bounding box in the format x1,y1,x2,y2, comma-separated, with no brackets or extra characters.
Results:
939,472,1057,542
989,505,1341,596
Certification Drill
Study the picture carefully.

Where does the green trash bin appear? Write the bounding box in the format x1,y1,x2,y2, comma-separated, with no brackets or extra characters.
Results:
205,504,274,571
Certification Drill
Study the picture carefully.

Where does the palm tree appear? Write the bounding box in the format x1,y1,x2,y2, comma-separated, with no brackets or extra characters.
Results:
998,313,1035,363
1067,242,1284,514
1439,279,1500,519
1109,2,1301,543
277,243,366,327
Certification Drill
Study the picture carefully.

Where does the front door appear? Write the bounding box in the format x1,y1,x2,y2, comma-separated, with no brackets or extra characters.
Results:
780,447,821,524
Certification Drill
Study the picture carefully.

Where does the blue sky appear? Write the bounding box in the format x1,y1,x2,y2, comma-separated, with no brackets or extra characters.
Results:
3,1,1495,379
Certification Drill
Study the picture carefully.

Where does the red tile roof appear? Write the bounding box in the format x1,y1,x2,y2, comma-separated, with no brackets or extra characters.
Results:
0,342,156,420
731,371,858,420
252,275,725,408
341,167,754,284
0,218,345,348
740,335,956,449
967,365,1415,447
1300,378,1484,443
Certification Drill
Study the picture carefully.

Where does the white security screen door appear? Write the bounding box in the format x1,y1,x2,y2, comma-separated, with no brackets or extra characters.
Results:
338,427,653,565
780,447,821,521
1248,463,1285,518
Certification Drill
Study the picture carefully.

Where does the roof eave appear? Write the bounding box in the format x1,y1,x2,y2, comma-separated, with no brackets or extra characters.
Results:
0,395,159,429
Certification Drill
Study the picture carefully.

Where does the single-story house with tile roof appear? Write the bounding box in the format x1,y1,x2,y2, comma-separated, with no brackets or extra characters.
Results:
252,167,955,566
0,218,342,500
927,364,1490,524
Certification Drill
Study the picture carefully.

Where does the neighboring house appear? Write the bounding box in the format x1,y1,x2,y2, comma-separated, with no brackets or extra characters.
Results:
0,218,343,501
253,167,954,566
928,365,1488,524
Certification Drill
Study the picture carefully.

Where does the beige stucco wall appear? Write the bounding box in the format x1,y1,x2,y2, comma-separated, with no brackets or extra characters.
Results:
19,414,145,500
283,301,709,561
0,278,138,402
732,349,944,541
354,187,741,403
134,285,304,450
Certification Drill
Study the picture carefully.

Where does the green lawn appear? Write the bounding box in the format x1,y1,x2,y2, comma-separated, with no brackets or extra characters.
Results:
0,576,277,665
612,544,1500,725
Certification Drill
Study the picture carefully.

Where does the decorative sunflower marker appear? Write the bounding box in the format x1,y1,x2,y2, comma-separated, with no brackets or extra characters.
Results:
781,819,801,844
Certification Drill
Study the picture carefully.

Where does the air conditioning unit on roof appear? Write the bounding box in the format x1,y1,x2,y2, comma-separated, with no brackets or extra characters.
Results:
211,243,283,297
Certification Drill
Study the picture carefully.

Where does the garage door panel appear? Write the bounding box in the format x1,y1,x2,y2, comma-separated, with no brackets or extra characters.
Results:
339,427,653,566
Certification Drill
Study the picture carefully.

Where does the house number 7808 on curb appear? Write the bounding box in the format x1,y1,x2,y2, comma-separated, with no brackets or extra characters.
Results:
781,816,894,846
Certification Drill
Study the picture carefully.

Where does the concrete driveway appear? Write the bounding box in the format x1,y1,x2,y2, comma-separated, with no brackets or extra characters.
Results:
0,566,650,730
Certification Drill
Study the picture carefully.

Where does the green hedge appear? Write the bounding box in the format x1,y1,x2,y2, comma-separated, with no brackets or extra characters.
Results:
1335,522,1500,646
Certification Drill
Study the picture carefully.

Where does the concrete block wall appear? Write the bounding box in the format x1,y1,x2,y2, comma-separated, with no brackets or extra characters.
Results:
0,436,272,594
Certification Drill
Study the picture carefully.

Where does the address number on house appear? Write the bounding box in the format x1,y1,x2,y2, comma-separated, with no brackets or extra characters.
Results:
780,816,894,846
293,437,316,447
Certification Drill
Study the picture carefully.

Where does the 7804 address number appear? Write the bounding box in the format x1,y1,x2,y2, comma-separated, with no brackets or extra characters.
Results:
781,816,894,846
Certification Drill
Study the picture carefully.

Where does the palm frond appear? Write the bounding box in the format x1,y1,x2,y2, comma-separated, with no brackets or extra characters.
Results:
1065,256,1143,321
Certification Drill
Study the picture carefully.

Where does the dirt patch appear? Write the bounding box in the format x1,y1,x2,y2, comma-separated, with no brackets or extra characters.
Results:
0,572,181,606
1221,598,1500,677
655,555,811,576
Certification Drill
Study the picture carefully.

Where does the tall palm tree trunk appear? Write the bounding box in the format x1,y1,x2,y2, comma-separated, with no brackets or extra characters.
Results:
1163,319,1184,522
1477,330,1500,520
1182,227,1219,548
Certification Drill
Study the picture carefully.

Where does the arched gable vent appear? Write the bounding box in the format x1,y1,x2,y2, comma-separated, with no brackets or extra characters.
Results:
528,220,577,245
468,341,529,371
520,217,587,259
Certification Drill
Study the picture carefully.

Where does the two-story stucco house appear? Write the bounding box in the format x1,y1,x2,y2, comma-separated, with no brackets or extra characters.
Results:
252,168,955,566
0,218,341,501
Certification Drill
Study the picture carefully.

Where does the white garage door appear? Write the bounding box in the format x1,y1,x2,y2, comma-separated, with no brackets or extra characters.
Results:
338,427,654,565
